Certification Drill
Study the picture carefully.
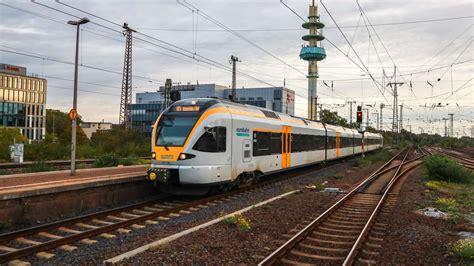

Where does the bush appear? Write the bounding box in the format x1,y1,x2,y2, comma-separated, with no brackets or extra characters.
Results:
93,153,119,167
425,155,473,183
26,161,55,173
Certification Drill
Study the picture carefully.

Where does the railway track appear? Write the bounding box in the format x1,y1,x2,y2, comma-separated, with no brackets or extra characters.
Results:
259,147,426,265
0,151,361,264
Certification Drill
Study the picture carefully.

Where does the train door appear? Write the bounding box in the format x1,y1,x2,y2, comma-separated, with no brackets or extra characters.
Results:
282,126,291,168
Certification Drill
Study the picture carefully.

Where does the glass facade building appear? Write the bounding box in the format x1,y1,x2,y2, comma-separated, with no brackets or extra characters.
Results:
129,84,295,136
0,64,47,140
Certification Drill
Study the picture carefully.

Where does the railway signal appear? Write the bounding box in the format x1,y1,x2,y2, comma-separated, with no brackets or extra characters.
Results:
356,106,363,123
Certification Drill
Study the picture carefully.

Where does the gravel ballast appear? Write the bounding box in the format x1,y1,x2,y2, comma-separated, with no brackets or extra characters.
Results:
21,157,379,264
376,166,467,264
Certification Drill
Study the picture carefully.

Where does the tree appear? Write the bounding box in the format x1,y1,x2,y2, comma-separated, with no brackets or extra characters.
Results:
320,109,350,127
45,109,87,144
0,128,28,162
89,126,149,157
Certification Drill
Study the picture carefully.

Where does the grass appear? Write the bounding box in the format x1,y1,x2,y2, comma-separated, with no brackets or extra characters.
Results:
26,161,55,173
223,214,252,232
306,182,326,191
93,153,119,167
451,238,474,259
424,179,473,224
118,156,149,166
422,155,473,226
353,149,392,168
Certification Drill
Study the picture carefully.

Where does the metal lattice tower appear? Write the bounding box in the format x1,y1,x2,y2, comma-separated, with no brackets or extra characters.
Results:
119,23,136,127
443,118,448,137
387,66,403,145
448,113,454,137
380,103,385,130
300,0,326,120
399,104,403,131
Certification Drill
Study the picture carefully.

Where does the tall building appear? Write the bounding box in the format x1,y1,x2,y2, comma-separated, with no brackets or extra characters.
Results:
0,63,47,140
129,84,295,135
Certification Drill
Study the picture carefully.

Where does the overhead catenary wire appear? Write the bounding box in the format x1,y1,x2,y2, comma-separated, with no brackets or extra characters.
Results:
178,0,308,77
135,15,474,32
32,0,283,89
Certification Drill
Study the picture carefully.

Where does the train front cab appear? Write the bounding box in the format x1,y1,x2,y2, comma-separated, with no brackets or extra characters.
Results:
148,99,233,194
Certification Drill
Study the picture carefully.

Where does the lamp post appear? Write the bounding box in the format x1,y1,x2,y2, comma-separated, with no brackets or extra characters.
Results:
68,17,89,175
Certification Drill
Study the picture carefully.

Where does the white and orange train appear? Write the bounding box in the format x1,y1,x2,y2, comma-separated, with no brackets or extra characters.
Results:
147,98,383,195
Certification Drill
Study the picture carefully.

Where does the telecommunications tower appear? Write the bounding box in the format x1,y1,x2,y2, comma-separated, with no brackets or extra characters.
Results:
300,0,326,121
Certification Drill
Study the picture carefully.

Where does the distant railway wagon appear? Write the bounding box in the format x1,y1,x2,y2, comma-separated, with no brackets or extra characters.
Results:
147,98,383,195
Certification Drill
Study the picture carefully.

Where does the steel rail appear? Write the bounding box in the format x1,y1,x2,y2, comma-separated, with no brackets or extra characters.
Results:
258,148,408,265
0,150,362,263
344,152,424,265
0,197,166,242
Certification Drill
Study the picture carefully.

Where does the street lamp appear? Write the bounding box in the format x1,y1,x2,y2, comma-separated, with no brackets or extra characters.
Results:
68,17,89,176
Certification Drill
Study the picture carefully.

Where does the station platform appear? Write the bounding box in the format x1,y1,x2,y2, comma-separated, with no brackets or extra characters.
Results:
0,165,156,225
0,165,148,200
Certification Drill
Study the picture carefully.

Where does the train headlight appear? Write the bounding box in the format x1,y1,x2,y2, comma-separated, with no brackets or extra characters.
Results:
178,153,196,160
148,172,157,180
151,152,156,159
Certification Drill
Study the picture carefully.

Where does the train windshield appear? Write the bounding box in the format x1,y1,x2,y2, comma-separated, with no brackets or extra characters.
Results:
155,114,199,147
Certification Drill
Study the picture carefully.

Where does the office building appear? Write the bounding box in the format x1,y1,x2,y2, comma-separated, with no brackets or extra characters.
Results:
129,84,295,135
80,121,113,139
0,63,47,140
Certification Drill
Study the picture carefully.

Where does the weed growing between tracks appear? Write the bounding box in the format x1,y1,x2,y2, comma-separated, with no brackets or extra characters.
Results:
223,214,252,232
353,149,393,168
451,238,474,259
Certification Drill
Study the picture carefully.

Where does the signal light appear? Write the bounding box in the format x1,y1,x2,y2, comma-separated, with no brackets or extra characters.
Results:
356,111,363,123
357,105,362,112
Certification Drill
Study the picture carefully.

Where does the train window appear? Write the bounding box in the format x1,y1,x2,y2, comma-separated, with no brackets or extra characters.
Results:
327,136,336,149
271,133,282,154
312,135,325,150
192,127,226,152
156,115,199,146
253,132,271,156
342,137,352,148
292,134,300,152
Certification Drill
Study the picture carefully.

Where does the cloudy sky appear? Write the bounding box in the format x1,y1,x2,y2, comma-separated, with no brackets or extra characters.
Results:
1,0,472,136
